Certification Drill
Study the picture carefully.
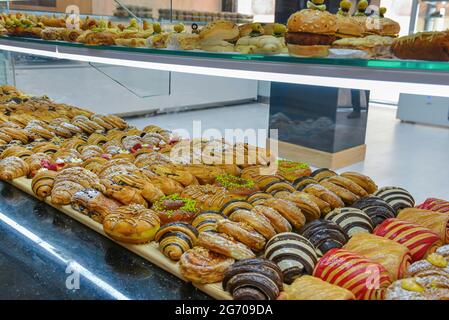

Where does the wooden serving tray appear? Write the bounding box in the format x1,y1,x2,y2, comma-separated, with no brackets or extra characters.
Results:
9,177,232,300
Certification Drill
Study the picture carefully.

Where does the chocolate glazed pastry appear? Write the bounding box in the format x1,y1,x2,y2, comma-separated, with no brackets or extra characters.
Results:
246,191,273,206
351,196,396,227
325,207,374,237
264,232,318,284
220,199,254,217
222,258,283,300
310,168,337,181
299,219,349,255
374,186,415,214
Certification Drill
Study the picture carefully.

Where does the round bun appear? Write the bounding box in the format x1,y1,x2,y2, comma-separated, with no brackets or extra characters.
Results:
287,9,337,35
336,15,364,38
199,20,239,41
287,43,330,57
200,39,235,52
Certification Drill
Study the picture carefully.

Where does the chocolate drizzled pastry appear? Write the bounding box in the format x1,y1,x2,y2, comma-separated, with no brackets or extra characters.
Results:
310,168,337,181
351,196,396,227
220,199,253,217
265,232,318,284
293,176,318,191
246,191,273,206
223,258,283,300
191,211,226,233
299,219,349,255
325,207,374,237
374,186,415,214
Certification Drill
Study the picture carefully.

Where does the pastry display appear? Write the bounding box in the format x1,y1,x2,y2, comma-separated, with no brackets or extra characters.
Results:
222,258,283,300
351,196,396,227
374,218,442,261
179,246,234,284
343,233,412,280
103,204,161,244
154,222,198,261
324,207,374,237
313,248,392,300
397,208,449,244
197,231,255,260
373,186,415,214
299,219,349,254
278,275,355,300
265,232,318,284
285,0,337,57
417,198,449,213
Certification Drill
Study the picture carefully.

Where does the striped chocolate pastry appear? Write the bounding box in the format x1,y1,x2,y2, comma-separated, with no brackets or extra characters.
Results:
191,211,226,233
324,207,374,237
351,196,396,227
299,219,349,255
264,232,318,284
220,199,254,217
154,222,198,261
374,186,415,214
264,181,296,194
246,191,273,206
293,176,317,191
225,272,281,300
340,171,378,194
310,168,337,181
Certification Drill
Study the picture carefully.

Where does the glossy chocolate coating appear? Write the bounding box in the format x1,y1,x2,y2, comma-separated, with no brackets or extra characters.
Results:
299,219,349,255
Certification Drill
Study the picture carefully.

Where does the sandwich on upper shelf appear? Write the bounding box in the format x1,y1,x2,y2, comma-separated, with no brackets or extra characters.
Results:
235,23,286,55
198,20,239,52
167,23,200,50
335,0,364,39
285,0,338,58
76,19,120,46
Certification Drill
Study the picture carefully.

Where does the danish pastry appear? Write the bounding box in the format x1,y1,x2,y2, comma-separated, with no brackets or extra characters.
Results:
103,204,161,244
214,174,258,199
274,191,321,222
252,205,292,233
310,168,337,181
303,184,344,210
152,194,198,225
276,160,312,183
179,246,234,284
319,180,359,205
191,211,226,233
262,198,306,230
197,231,255,260
340,171,378,194
417,198,449,213
325,175,368,198
229,209,276,240
221,200,254,217
216,219,266,252
71,188,121,223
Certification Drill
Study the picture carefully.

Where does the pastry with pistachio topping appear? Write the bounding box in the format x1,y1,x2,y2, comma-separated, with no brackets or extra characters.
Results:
215,174,259,198
285,0,337,57
276,160,312,182
152,194,199,225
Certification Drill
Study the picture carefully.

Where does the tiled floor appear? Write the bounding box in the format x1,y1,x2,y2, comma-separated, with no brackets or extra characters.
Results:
127,103,449,203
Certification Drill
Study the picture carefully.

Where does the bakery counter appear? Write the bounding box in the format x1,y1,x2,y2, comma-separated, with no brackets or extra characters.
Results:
0,181,209,300
1,36,449,97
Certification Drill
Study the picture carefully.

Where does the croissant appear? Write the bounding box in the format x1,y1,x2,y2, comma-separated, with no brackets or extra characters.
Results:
71,189,121,223
72,115,105,134
101,178,148,207
82,157,108,175
54,167,104,192
181,184,235,211
32,142,59,154
142,172,184,195
151,164,198,187
0,156,30,180
51,180,85,205
25,152,52,177
154,222,198,261
31,169,57,198
0,145,32,159
107,172,164,203
60,138,85,151
80,145,103,160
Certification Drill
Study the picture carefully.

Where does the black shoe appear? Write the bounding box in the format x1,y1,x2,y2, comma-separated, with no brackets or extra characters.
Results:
347,111,361,119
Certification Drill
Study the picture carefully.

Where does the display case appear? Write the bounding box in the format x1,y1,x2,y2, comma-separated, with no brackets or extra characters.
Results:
0,0,448,301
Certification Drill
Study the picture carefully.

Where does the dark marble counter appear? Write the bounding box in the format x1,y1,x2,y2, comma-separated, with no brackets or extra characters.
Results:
0,182,209,300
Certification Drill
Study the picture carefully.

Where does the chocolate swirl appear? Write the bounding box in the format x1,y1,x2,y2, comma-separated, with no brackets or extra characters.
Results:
351,196,396,227
299,219,349,255
154,222,198,261
325,207,374,237
374,186,415,214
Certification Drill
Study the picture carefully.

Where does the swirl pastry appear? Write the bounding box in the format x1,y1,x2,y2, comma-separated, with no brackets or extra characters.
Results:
397,208,449,244
343,233,412,280
374,218,442,261
222,258,283,300
313,248,392,300
310,168,337,181
351,196,396,227
293,176,318,191
103,204,161,244
319,180,359,205
261,198,306,230
300,219,349,255
221,200,254,217
31,168,57,199
324,207,374,237
191,211,226,233
216,219,266,252
0,156,30,180
374,186,415,214
252,205,292,233
197,231,256,260
214,174,258,199
154,222,198,261
340,171,378,194
279,275,355,300
1,146,32,159
276,160,312,183
179,246,234,284
417,198,449,213
229,209,276,240
152,194,198,225
274,191,321,222
265,232,318,284
71,188,121,223
246,191,273,206
303,184,344,210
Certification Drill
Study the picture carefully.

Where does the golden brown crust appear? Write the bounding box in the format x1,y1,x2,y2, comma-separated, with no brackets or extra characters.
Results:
216,219,266,252
336,15,364,38
0,156,30,180
287,9,337,35
199,20,239,41
287,43,330,57
392,31,449,61
197,231,256,260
